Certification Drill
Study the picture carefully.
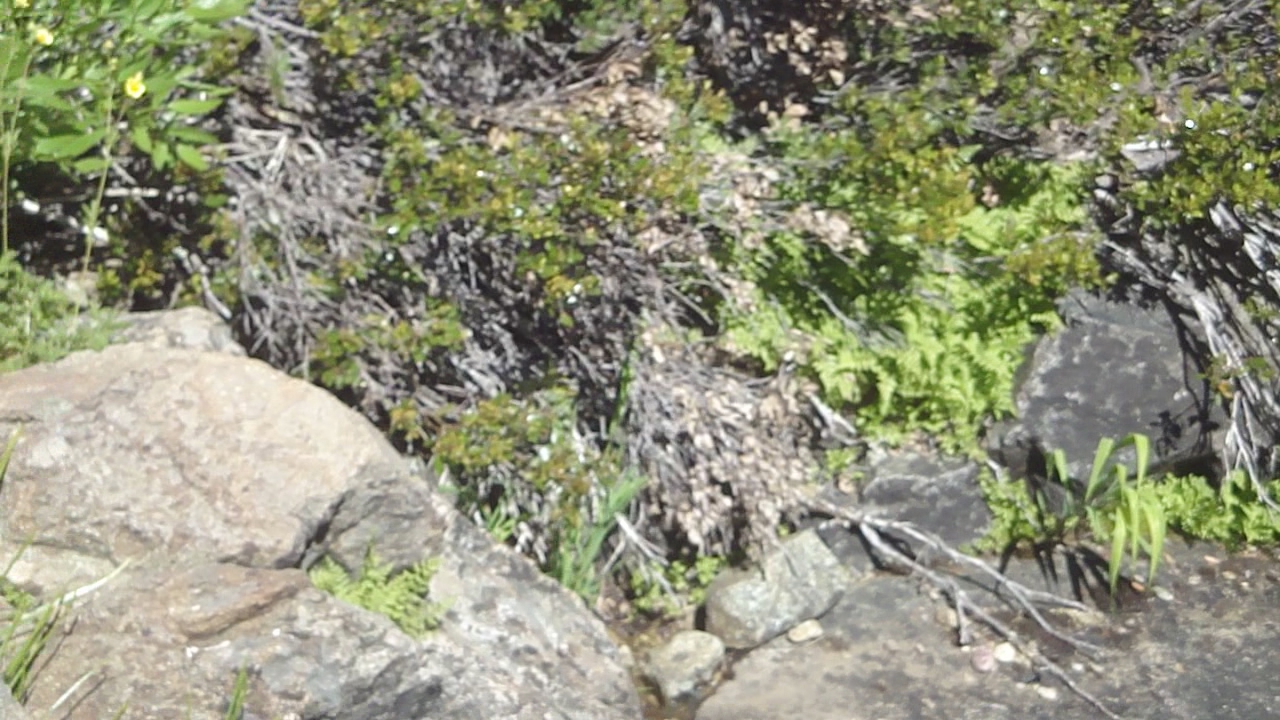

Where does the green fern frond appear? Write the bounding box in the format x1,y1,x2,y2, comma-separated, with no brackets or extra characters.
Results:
309,548,446,638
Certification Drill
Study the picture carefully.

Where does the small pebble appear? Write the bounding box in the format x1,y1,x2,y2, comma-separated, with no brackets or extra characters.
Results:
787,619,823,644
1036,685,1060,701
992,642,1018,663
970,644,996,673
1153,586,1174,602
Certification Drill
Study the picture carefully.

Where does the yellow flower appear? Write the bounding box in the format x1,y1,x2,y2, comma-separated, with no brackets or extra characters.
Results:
124,72,146,100
32,26,52,46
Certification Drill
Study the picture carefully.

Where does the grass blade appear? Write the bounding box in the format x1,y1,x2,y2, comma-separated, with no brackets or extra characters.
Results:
1085,436,1116,502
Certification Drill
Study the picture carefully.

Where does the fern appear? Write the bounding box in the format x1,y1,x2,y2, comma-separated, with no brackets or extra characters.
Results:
715,127,1089,453
309,548,447,638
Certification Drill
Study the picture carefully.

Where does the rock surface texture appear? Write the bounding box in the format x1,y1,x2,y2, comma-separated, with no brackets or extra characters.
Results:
0,309,640,720
990,289,1227,489
703,529,853,650
696,537,1280,720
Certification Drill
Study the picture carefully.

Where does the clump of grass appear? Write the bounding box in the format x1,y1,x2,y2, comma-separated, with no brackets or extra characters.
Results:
0,428,61,705
0,253,119,373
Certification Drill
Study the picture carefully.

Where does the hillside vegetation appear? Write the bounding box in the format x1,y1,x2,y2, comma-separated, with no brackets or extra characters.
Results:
3,0,1279,613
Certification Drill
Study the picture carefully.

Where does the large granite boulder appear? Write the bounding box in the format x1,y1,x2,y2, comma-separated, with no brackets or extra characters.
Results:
989,289,1227,491
0,309,640,720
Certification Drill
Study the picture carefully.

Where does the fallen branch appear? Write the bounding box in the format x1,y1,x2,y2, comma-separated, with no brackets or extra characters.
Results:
797,494,1125,719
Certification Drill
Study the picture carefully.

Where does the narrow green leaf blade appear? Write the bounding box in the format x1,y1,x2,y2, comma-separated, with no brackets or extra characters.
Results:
1109,515,1128,595
1085,436,1116,502
1131,433,1150,482
1144,496,1167,587
184,0,249,22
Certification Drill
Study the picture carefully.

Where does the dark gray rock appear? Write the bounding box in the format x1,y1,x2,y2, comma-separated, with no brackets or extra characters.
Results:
990,289,1226,492
857,452,990,549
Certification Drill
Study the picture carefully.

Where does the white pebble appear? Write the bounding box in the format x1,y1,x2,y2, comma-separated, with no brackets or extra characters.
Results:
993,642,1018,663
787,619,823,644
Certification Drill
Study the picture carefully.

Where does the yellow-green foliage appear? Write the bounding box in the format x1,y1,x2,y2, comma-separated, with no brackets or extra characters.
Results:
720,120,1095,451
711,0,1276,455
1160,471,1280,548
309,549,446,638
979,436,1280,579
1,0,243,301
432,388,593,493
432,388,645,601
629,555,726,618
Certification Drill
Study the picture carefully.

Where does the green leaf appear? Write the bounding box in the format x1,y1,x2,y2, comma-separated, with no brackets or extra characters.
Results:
1130,433,1150,482
19,76,86,95
175,144,209,171
33,130,106,160
0,427,22,482
184,0,249,22
131,0,167,20
1041,448,1072,517
150,142,173,171
130,126,154,154
1109,516,1127,594
73,157,110,174
1144,497,1166,586
167,126,219,145
167,98,223,116
1084,436,1115,502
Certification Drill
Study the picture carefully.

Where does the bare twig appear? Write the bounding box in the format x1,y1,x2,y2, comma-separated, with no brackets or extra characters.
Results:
792,488,1125,718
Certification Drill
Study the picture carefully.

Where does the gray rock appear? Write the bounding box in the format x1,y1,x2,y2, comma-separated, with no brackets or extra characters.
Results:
704,530,853,649
0,342,399,587
112,306,246,355
990,289,1226,497
0,683,32,720
644,630,725,703
697,539,1280,720
0,330,641,720
856,451,990,549
697,575,963,720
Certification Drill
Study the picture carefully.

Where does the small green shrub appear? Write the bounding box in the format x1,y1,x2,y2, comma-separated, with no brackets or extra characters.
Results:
629,554,726,618
549,470,647,602
1,0,245,275
432,387,646,603
0,428,62,703
0,251,117,373
308,548,447,638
